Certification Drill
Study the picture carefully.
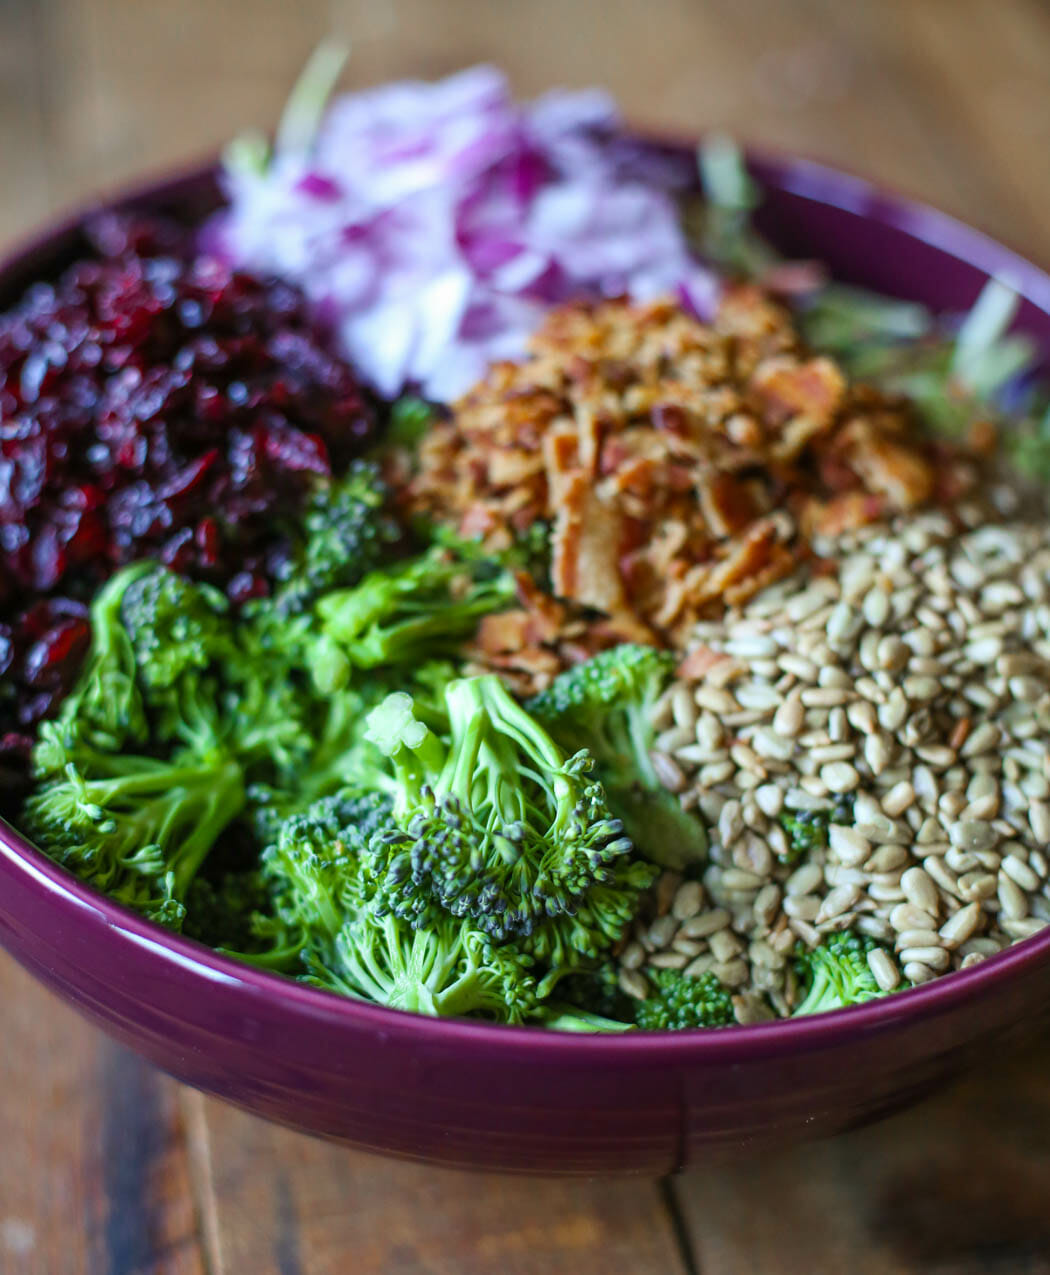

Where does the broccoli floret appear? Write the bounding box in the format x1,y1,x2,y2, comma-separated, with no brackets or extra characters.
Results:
262,788,394,941
37,563,156,762
527,645,708,869
364,675,656,965
120,565,233,692
792,931,901,1016
386,395,438,450
634,968,736,1031
258,787,540,1022
274,461,403,614
221,603,321,780
23,735,245,929
313,548,515,688
424,518,551,579
322,911,539,1022
184,866,274,952
778,809,830,865
778,799,852,865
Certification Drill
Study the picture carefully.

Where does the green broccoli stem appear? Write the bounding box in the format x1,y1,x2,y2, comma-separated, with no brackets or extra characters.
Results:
64,561,156,749
215,939,306,972
151,759,246,898
444,676,575,836
536,1003,635,1033
331,916,465,1016
80,755,243,898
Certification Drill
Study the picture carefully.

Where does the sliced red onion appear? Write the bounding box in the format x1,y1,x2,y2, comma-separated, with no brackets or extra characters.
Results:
215,68,717,401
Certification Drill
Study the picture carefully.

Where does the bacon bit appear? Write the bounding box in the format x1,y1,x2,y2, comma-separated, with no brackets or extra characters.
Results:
476,610,533,653
652,403,690,435
487,448,545,486
839,420,935,509
725,413,764,449
513,571,567,641
699,473,764,538
691,520,781,607
950,717,972,752
722,545,796,608
750,355,846,432
407,292,981,693
807,491,887,538
542,424,580,505
575,405,603,475
552,474,632,618
550,471,585,601
677,645,728,679
769,413,835,464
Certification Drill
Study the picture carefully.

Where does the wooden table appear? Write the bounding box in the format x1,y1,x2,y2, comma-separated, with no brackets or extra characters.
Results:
4,1,1050,1270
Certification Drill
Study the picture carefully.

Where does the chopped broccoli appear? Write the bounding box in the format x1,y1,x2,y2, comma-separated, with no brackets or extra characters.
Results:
792,931,901,1016
386,395,438,450
323,911,539,1022
274,461,403,614
532,1002,634,1033
262,788,393,942
364,675,656,964
778,809,830,865
37,563,155,760
258,787,540,1022
633,968,736,1031
423,517,551,579
527,645,708,869
23,737,245,929
184,865,276,955
778,798,854,865
120,565,233,692
313,548,515,684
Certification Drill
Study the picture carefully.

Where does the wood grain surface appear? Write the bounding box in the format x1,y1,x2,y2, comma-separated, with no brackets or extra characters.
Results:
2,2,1050,1271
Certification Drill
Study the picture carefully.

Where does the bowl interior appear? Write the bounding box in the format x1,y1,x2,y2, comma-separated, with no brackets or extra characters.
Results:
2,147,1050,1058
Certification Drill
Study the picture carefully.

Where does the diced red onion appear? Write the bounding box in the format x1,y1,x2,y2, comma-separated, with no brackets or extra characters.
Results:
214,67,717,400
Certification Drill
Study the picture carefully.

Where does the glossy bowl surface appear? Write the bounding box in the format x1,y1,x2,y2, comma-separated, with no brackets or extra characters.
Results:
3,153,1050,1176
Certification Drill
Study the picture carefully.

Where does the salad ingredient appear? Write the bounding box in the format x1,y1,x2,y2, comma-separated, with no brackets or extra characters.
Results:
255,789,542,1021
216,66,715,401
23,742,245,929
527,644,709,869
633,967,736,1030
23,561,252,926
364,677,655,961
792,931,896,1016
0,214,374,766
272,460,403,614
20,519,657,1024
695,137,1050,481
778,808,832,865
636,507,1050,1011
412,293,977,674
315,547,515,685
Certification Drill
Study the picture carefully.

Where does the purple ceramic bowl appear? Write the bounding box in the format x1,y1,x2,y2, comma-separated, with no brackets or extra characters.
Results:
2,154,1050,1177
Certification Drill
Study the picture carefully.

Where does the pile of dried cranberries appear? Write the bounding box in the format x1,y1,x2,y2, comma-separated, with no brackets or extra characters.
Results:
0,212,375,778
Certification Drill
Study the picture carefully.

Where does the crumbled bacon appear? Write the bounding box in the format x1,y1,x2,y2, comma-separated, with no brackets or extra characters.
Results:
409,292,979,691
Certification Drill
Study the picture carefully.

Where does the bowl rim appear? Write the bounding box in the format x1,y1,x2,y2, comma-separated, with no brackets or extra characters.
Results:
3,145,1050,1060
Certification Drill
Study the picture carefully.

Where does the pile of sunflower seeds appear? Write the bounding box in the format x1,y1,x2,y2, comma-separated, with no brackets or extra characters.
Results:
621,505,1050,1023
